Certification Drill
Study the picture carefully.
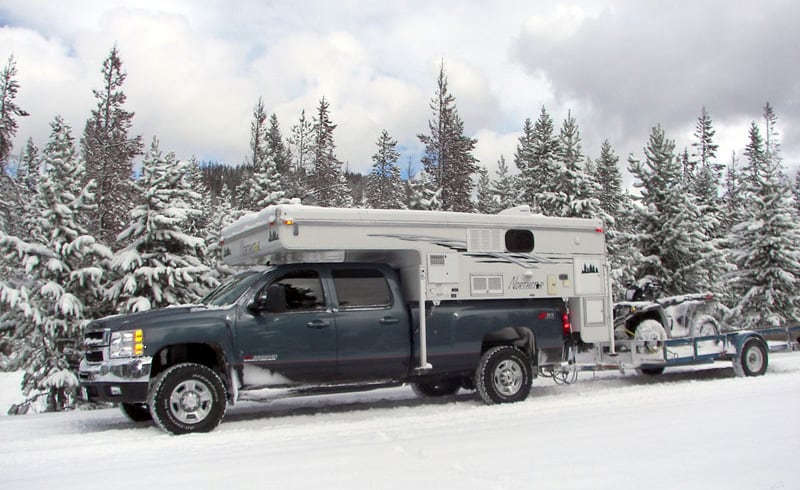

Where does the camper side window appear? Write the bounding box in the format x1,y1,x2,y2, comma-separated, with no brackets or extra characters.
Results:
332,269,392,310
269,270,326,311
505,229,534,253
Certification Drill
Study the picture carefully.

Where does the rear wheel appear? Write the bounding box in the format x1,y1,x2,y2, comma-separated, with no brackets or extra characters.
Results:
475,346,532,405
734,338,768,377
411,379,461,398
120,402,152,422
636,366,665,376
148,363,227,435
691,315,720,337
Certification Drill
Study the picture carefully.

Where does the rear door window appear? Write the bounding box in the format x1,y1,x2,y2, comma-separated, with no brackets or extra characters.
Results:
332,269,392,310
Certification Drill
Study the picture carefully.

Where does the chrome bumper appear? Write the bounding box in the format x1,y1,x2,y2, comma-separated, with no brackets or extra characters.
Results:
78,356,153,384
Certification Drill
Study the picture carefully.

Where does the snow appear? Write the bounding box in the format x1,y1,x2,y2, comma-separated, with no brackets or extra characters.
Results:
1,357,799,489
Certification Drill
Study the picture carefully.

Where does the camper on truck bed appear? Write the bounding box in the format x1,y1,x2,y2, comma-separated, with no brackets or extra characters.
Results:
78,204,612,434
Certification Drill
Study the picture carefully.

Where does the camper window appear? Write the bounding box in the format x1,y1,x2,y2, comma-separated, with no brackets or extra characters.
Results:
332,269,392,310
505,229,534,253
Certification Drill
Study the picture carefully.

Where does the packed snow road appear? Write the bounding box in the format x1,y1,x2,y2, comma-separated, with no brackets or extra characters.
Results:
2,356,799,489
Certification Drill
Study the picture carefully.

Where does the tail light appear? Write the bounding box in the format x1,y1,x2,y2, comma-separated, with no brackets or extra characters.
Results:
562,312,572,337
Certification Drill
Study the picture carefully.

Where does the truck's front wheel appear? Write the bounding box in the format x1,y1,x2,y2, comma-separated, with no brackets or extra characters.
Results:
475,346,532,404
148,363,227,435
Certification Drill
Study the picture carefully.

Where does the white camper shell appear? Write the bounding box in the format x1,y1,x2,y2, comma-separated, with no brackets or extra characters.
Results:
221,204,614,349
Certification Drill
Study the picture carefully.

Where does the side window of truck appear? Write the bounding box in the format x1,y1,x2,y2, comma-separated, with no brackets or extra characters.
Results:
332,269,392,310
271,270,326,311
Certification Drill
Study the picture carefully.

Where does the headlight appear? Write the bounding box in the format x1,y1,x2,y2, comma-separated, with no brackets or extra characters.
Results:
109,329,144,358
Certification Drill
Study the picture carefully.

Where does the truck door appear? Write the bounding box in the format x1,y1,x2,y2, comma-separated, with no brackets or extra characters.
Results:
330,267,410,381
236,269,337,386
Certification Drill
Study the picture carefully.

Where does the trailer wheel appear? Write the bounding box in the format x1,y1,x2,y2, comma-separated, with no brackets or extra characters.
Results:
411,379,461,398
120,402,152,422
734,338,768,377
148,363,227,435
475,346,532,405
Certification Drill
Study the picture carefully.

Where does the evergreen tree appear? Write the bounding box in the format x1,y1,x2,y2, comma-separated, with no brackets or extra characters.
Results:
205,183,237,281
406,170,442,211
475,166,497,214
551,111,602,219
267,113,292,180
237,98,285,211
308,97,351,207
107,138,216,313
763,102,781,169
287,109,313,201
490,155,520,212
81,46,143,246
0,55,29,173
628,125,717,295
515,107,560,214
0,116,111,412
591,140,624,221
417,61,478,212
365,129,404,209
727,117,800,328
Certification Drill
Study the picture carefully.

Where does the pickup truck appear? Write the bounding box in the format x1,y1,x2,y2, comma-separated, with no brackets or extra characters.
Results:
79,262,570,434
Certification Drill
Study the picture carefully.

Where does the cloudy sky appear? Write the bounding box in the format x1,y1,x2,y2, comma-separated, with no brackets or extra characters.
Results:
0,0,797,182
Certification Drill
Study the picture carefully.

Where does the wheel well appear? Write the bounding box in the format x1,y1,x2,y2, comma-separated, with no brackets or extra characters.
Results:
151,343,228,386
480,327,537,364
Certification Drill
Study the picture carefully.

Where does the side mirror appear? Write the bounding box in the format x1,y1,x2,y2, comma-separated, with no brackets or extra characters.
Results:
251,283,286,313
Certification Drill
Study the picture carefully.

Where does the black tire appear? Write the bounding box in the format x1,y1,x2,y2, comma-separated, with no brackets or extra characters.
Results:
147,363,227,435
411,379,461,398
636,366,665,376
120,402,152,422
475,346,532,405
734,338,768,377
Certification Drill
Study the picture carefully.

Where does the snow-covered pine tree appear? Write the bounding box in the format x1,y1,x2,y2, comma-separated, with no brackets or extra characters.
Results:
107,138,217,313
81,47,142,246
591,140,624,221
287,109,313,201
365,129,405,209
267,113,292,186
726,106,800,328
0,55,29,173
0,115,111,412
241,100,285,211
205,183,237,281
551,111,602,219
515,107,561,215
308,97,352,207
406,170,442,211
628,125,717,295
417,61,478,212
475,166,498,214
490,155,520,212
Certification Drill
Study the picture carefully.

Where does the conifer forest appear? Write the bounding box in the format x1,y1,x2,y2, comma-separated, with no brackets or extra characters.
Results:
1,47,798,413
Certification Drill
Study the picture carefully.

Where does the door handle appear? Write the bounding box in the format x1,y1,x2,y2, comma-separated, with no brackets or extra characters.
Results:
380,317,399,325
306,320,331,329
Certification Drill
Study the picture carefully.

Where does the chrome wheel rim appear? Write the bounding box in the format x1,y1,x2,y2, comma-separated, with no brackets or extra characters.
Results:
745,346,765,373
169,379,213,424
492,359,523,396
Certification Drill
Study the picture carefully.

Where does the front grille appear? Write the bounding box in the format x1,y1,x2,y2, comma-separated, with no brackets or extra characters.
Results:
83,329,109,347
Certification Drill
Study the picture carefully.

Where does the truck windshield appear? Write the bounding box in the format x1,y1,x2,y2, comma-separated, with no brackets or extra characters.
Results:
201,271,263,306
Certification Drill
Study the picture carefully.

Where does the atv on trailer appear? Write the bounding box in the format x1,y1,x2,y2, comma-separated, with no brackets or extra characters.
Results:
613,281,721,352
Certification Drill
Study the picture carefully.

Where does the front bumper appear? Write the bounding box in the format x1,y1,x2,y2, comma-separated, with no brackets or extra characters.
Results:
78,356,153,403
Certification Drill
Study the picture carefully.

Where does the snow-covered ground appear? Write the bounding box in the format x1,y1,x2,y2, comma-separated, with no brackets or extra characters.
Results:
1,357,799,490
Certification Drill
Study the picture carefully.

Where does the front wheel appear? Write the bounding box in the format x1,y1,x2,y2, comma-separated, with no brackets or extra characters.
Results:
475,346,532,405
633,319,667,353
148,363,227,435
734,338,768,377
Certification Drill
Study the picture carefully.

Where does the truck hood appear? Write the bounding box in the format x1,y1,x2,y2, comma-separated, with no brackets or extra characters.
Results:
86,305,234,332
